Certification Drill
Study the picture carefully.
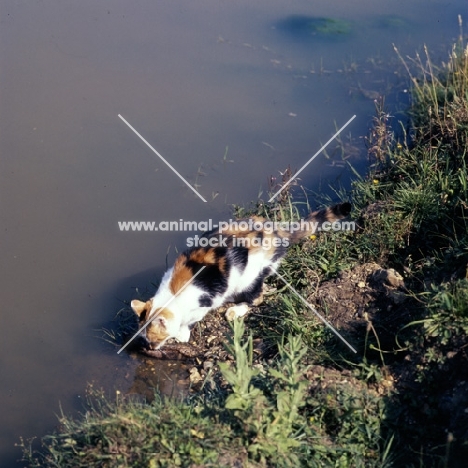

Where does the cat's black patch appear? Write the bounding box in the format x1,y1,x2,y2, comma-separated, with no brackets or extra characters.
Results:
271,243,288,263
228,245,249,273
255,230,264,241
336,202,351,217
198,294,213,307
227,272,265,305
187,260,229,296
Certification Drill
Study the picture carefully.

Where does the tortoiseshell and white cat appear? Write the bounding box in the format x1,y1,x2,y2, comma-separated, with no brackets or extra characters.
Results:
131,203,351,349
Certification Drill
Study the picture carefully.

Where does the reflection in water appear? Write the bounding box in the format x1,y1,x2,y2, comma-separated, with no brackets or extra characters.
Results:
0,0,465,464
127,357,191,402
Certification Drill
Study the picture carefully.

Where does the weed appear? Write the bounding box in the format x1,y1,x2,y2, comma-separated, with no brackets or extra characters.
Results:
220,319,309,466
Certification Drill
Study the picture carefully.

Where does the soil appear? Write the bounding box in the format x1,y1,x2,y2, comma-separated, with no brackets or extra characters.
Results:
310,261,414,352
132,261,414,391
126,261,468,460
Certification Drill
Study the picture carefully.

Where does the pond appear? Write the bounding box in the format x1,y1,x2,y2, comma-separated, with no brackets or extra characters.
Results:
0,0,465,464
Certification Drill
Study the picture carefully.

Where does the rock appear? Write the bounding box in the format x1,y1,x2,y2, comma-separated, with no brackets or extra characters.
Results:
371,268,405,289
203,360,214,371
189,367,203,385
386,269,405,288
389,290,406,304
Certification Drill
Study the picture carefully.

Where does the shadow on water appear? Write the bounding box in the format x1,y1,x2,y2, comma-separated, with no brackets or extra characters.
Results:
107,265,193,399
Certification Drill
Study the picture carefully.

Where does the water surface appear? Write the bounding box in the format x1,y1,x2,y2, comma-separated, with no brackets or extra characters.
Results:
0,0,464,464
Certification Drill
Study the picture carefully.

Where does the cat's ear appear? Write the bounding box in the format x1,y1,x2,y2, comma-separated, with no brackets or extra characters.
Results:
131,299,152,318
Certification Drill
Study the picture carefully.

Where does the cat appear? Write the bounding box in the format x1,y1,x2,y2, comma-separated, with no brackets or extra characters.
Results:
130,202,351,350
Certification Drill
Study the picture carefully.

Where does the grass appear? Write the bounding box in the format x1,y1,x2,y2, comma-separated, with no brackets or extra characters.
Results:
22,322,386,468
21,388,248,468
22,35,468,467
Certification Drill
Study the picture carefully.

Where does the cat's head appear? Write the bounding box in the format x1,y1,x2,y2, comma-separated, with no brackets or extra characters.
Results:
130,299,175,349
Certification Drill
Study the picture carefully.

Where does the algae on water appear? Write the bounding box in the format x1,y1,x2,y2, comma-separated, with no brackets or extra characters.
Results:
277,15,352,40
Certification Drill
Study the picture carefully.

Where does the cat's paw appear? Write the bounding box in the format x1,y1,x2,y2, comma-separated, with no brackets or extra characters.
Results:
225,303,250,321
252,292,264,306
175,326,191,343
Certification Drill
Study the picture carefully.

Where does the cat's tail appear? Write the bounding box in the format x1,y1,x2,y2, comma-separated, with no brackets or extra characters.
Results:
285,202,352,243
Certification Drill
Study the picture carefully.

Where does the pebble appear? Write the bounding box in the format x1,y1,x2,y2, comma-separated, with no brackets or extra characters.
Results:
189,367,203,384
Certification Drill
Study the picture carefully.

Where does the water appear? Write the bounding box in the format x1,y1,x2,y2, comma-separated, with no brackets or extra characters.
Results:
0,0,464,464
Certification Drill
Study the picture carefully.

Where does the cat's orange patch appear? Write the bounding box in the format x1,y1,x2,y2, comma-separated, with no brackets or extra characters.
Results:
170,248,225,294
189,248,217,265
169,255,194,294
146,308,174,346
218,255,227,274
246,231,264,252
